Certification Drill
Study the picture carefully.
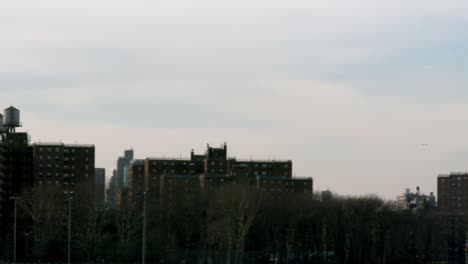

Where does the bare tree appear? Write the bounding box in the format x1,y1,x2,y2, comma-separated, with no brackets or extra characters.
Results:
206,179,262,264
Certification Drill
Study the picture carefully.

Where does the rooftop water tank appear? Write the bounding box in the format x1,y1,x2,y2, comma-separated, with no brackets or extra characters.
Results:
4,106,21,127
0,113,5,132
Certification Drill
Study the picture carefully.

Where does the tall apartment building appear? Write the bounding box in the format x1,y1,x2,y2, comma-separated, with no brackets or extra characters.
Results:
123,143,312,208
31,143,95,191
437,173,468,215
0,107,32,257
143,144,293,193
128,159,145,202
0,106,96,257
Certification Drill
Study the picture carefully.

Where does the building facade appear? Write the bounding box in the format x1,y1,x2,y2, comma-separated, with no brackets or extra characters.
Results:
396,186,436,212
95,168,105,210
438,173,468,215
0,106,96,258
122,143,312,208
31,143,95,191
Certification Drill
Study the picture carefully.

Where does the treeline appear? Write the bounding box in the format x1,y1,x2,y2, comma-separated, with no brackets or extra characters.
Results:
7,183,453,263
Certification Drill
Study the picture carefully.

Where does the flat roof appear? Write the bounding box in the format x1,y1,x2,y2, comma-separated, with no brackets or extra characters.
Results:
147,157,192,161
33,142,94,147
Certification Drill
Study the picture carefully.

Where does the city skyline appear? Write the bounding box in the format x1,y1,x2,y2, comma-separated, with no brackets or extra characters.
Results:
2,0,468,199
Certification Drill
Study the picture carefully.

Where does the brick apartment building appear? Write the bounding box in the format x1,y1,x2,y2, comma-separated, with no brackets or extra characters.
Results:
31,143,95,190
0,106,97,258
437,172,468,215
437,172,468,262
122,143,312,208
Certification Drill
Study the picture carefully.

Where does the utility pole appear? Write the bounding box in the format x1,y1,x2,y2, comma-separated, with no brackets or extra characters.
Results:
64,191,74,264
9,197,16,264
139,191,150,264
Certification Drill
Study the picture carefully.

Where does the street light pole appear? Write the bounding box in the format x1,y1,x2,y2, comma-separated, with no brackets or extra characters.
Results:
139,191,150,264
65,191,74,264
9,197,16,264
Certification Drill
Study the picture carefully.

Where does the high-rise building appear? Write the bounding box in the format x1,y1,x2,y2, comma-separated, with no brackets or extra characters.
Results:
0,106,96,257
437,173,468,215
106,149,134,209
122,143,312,208
95,168,105,210
31,143,95,190
106,169,118,208
116,149,134,190
127,159,144,202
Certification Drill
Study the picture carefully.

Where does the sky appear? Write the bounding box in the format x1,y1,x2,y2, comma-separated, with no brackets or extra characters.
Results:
1,0,468,199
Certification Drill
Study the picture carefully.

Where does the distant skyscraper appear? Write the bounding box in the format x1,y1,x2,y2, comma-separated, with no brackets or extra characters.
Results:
106,169,118,209
116,149,134,190
95,168,105,210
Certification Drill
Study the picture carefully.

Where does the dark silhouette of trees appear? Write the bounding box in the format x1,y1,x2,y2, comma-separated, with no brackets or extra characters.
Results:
13,184,451,263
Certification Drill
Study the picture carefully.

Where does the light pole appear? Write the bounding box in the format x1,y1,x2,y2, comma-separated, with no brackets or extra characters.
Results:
139,191,150,264
64,191,74,264
9,196,16,264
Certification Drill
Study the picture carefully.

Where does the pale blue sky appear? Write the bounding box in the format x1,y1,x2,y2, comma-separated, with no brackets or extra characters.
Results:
1,0,468,198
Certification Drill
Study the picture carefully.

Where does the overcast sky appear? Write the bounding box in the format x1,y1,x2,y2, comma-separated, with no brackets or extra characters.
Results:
2,0,468,198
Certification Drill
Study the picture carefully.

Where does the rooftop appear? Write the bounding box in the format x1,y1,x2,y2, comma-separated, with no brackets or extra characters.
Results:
33,142,94,147
234,159,292,163
147,157,192,161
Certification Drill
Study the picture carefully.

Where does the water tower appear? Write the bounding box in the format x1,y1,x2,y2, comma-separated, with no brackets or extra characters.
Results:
3,106,21,132
0,113,5,133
